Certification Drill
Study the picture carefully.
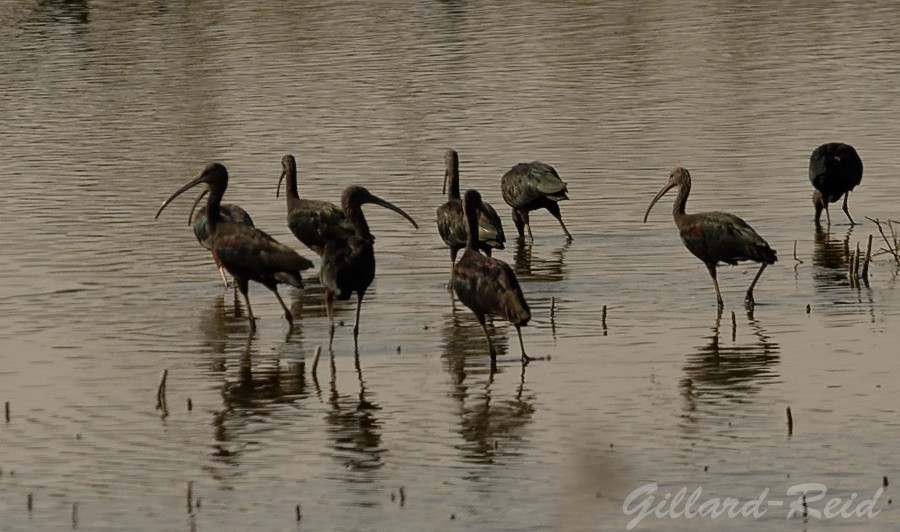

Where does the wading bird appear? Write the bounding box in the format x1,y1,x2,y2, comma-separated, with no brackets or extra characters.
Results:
453,189,531,367
501,161,572,242
276,154,354,256
809,142,863,225
436,149,505,284
320,185,418,349
187,189,254,286
643,167,777,308
156,163,314,329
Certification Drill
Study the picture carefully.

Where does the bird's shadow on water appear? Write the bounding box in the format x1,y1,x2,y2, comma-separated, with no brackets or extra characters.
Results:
440,300,536,468
679,309,781,426
810,224,879,319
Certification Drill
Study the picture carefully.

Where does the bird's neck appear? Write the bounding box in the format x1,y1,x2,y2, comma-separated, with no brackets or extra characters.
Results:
464,203,479,250
286,169,300,202
446,167,460,200
672,183,690,222
344,202,372,240
206,185,225,229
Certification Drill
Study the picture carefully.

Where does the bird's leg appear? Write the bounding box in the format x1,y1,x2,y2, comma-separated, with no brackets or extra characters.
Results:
515,325,531,365
745,263,768,306
270,286,293,324
353,292,364,348
557,217,573,242
236,278,256,331
448,247,458,288
525,212,534,243
705,263,724,309
825,205,831,225
218,266,229,287
325,290,335,350
842,193,855,225
478,316,496,360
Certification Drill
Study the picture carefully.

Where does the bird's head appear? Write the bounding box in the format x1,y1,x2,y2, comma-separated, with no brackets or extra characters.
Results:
276,154,297,199
644,167,691,222
155,163,228,221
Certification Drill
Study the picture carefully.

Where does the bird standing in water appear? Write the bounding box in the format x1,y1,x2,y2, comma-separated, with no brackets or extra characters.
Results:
436,149,505,285
277,154,354,256
453,189,532,368
320,185,418,349
501,161,572,242
809,142,863,225
643,167,777,308
156,163,314,330
187,189,254,286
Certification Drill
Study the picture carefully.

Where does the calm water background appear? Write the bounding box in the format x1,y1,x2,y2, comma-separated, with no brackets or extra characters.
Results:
1,1,899,530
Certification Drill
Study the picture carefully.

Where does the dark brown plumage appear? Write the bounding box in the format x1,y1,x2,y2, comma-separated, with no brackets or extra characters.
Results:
809,142,863,225
501,161,572,241
156,163,314,330
277,154,354,256
436,149,505,285
320,185,418,349
644,167,777,308
453,189,531,367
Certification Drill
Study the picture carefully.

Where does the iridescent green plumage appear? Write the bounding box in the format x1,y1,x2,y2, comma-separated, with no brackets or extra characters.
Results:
277,154,355,256
190,197,254,286
453,189,531,368
644,167,776,308
501,161,572,241
436,149,505,284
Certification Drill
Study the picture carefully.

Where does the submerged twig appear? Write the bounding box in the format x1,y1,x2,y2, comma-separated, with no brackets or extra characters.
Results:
867,217,900,264
862,234,873,280
155,369,168,413
793,240,803,263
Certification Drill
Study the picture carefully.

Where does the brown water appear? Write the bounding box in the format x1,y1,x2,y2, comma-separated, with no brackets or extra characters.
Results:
1,1,899,531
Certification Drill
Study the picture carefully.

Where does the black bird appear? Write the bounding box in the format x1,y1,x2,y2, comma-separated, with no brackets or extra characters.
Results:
156,163,314,329
644,167,777,308
320,185,418,348
501,161,572,242
453,189,532,366
436,149,505,284
276,154,354,256
187,188,254,286
809,142,863,225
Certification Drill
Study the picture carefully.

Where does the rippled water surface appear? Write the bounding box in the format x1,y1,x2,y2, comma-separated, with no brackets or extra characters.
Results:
2,1,900,531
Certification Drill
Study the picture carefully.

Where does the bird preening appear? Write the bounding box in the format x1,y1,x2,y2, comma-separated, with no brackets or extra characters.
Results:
156,163,314,330
644,167,777,309
453,188,532,370
808,142,863,226
501,161,572,242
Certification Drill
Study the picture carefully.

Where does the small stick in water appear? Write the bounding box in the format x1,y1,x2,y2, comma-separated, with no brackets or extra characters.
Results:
399,486,406,507
601,305,607,333
187,481,193,512
156,369,168,412
311,345,322,377
884,475,889,487
862,234,873,280
186,398,192,412
786,406,793,436
793,240,803,263
27,493,32,512
550,296,555,318
806,304,811,314
72,502,78,529
295,504,302,521
4,401,9,423
867,217,900,263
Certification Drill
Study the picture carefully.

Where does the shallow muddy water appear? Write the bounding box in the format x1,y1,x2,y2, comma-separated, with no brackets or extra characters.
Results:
1,1,899,531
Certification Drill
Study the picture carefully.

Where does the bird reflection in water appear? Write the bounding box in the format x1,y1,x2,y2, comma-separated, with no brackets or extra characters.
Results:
317,349,385,472
679,310,780,421
210,333,309,465
513,238,570,283
440,305,535,467
812,224,855,289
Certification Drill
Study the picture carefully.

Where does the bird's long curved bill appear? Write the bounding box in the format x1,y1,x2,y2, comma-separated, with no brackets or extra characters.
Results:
154,173,205,220
643,182,675,223
370,196,419,229
276,170,286,199
188,188,209,225
442,170,448,195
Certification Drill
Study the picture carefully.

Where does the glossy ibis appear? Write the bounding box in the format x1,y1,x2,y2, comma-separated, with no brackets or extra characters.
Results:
501,161,572,242
320,185,418,348
453,189,531,366
643,167,777,308
187,188,254,286
276,154,354,256
156,163,314,329
436,149,506,284
809,142,863,225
